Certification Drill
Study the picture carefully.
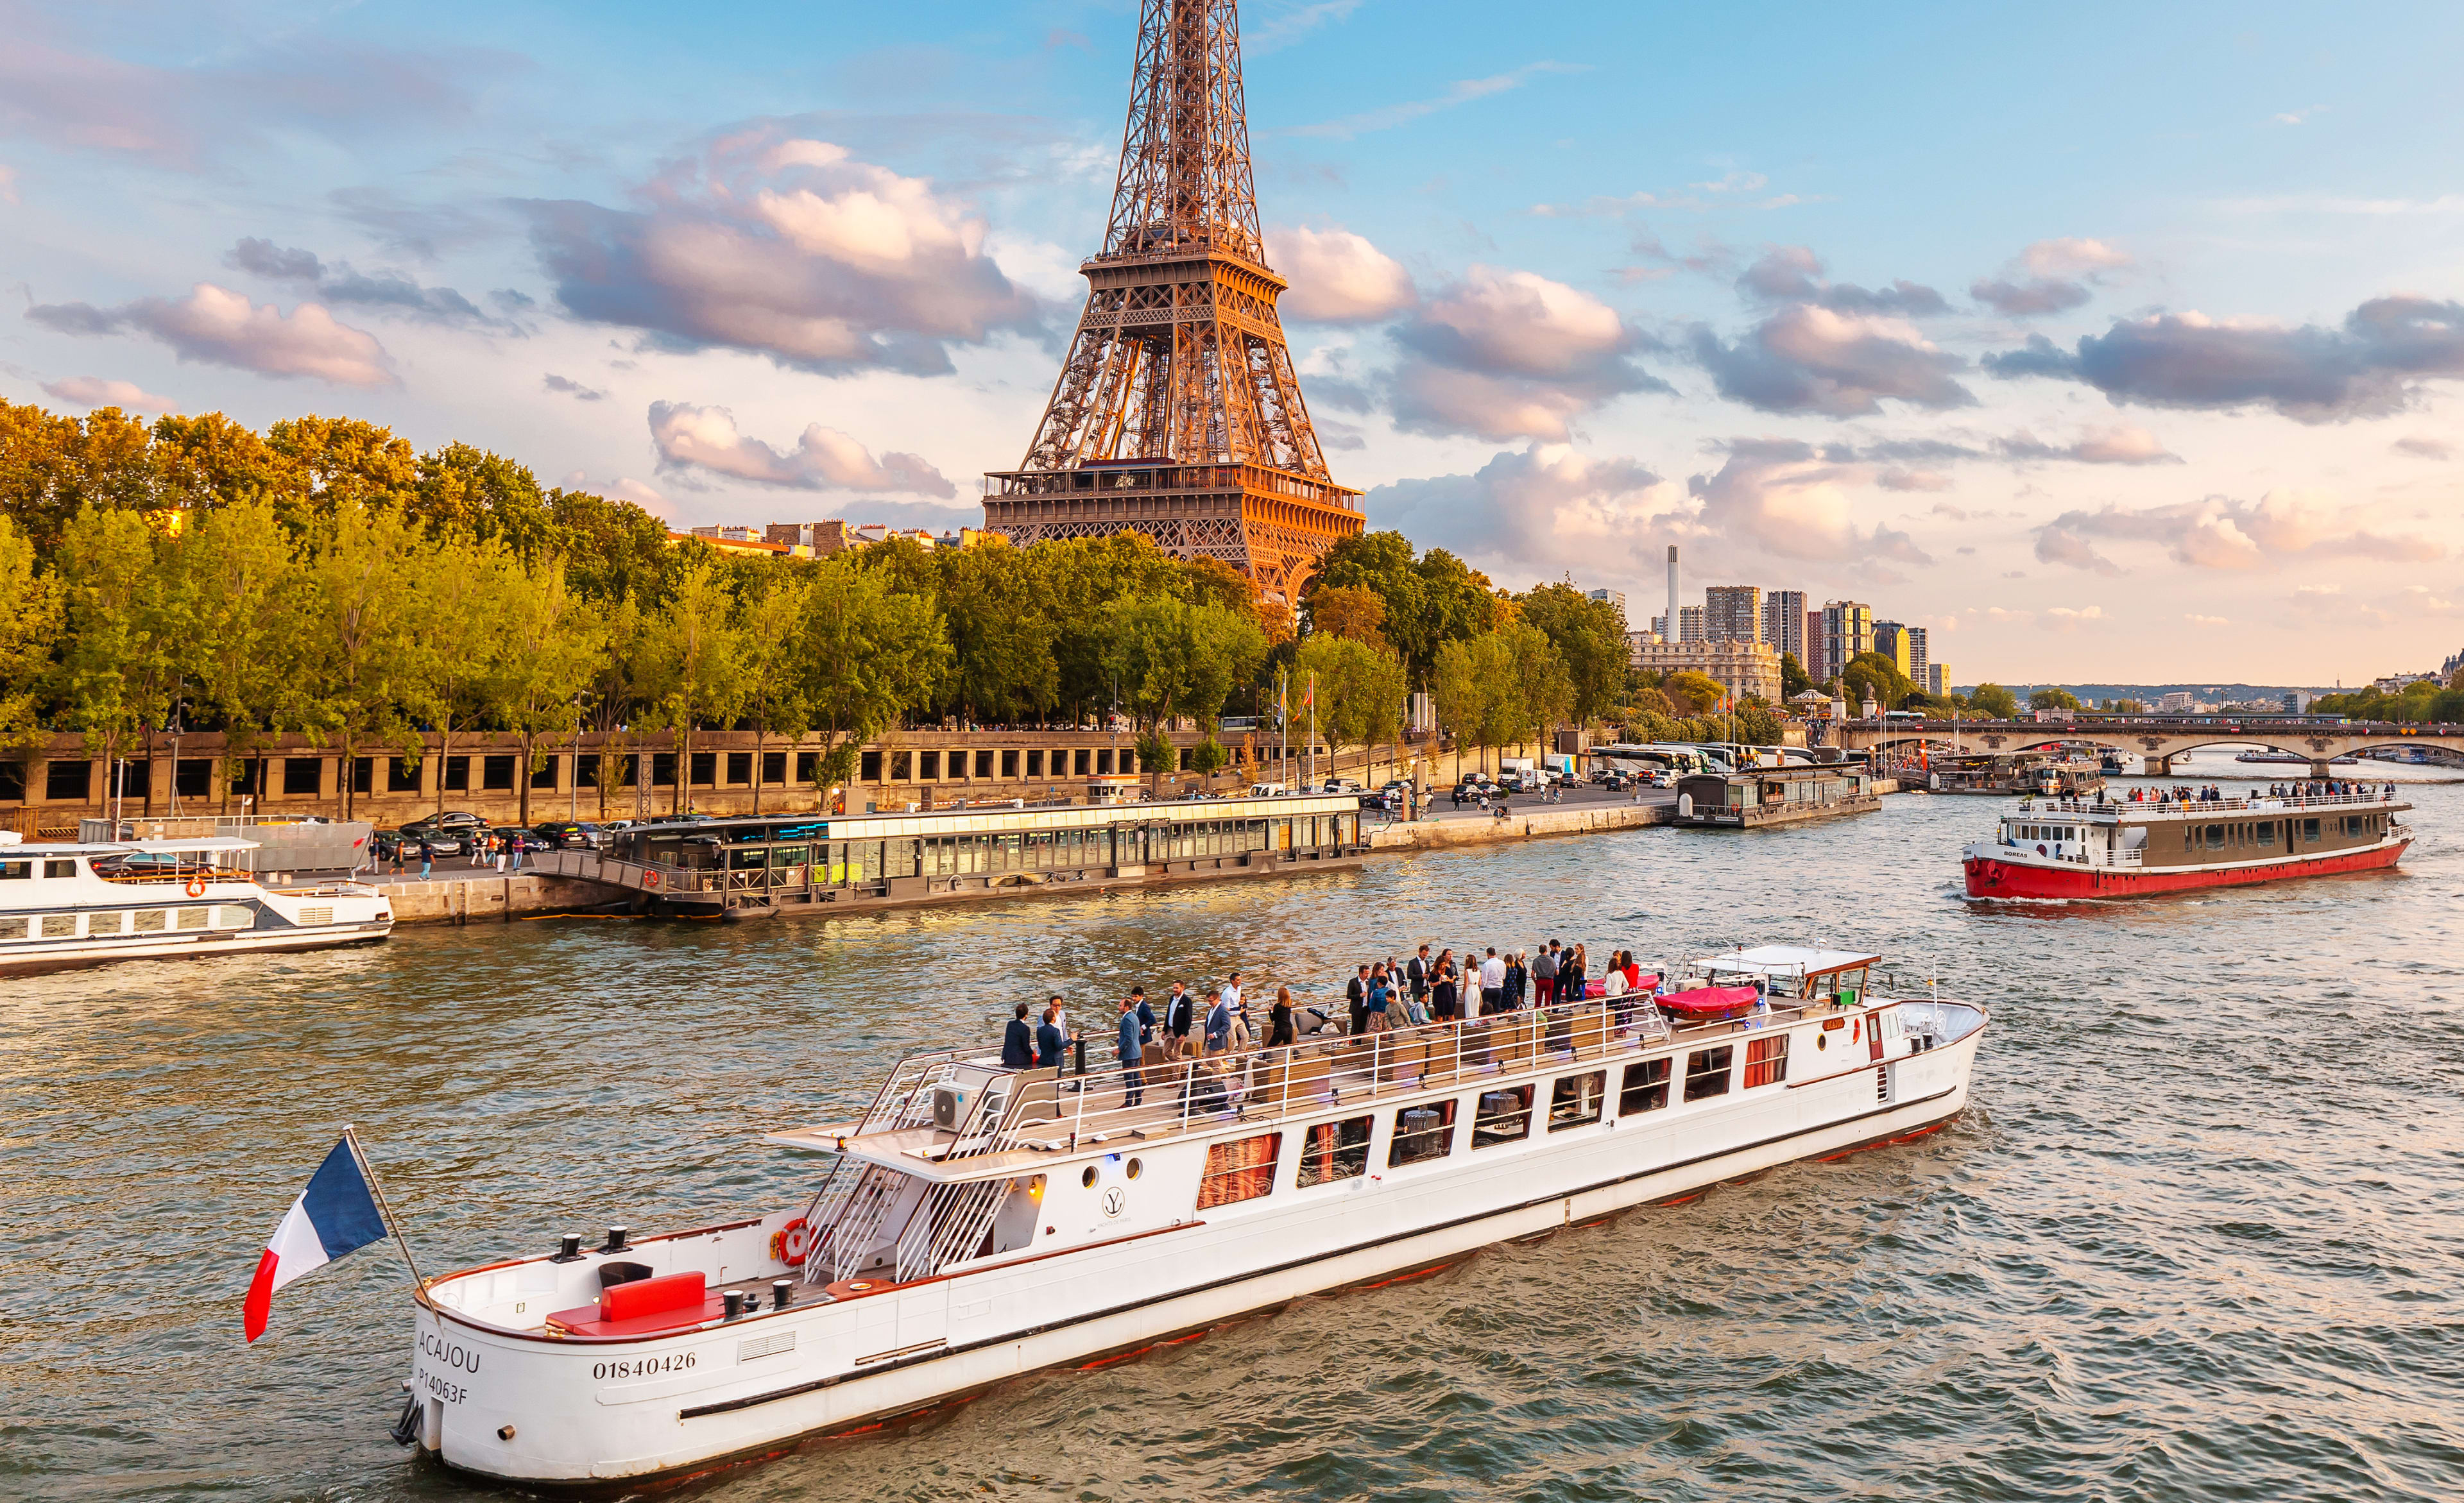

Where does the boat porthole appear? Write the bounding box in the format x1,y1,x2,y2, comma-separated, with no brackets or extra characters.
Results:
1082,1166,1099,1189
1125,1158,1142,1180
1817,1033,1828,1051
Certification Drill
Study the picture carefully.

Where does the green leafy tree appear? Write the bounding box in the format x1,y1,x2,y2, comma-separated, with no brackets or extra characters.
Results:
1779,651,1813,699
2030,686,2082,711
1296,634,1407,783
735,572,817,816
1733,699,1784,745
2108,697,2145,713
53,505,187,810
1968,682,2019,718
1102,594,1266,792
637,560,748,815
180,498,311,810
491,561,607,827
801,560,951,802
1190,737,1228,777
1306,584,1389,651
0,515,63,754
1514,582,1627,726
1840,651,1919,709
298,504,431,821
413,535,519,818
1432,623,1570,775
937,541,1057,724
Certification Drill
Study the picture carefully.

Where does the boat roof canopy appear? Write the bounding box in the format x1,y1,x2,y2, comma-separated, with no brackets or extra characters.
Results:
1697,945,1880,979
5,837,261,856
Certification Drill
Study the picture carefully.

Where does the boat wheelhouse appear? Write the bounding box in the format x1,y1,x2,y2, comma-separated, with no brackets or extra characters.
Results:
539,792,1371,919
1928,752,2105,797
0,836,391,974
400,945,1987,1486
1962,786,2411,899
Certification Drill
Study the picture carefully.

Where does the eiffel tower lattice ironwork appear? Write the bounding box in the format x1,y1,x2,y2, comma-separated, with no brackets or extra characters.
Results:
982,0,1361,602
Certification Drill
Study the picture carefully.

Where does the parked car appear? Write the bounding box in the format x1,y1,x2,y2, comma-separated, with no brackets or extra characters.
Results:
391,829,465,858
1247,782,1290,797
531,820,604,850
500,829,552,853
401,811,488,839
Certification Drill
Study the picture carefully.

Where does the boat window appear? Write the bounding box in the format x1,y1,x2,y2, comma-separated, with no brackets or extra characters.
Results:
1297,1116,1371,1187
178,907,212,930
1389,1100,1457,1166
44,860,74,879
1620,1058,1671,1114
1684,1046,1734,1101
1549,1072,1605,1130
132,909,167,932
0,860,26,879
2204,824,2225,850
2255,821,2275,842
40,914,77,937
1744,1035,1789,1088
90,912,123,935
1197,1133,1280,1208
2302,819,2320,844
1471,1084,1535,1147
0,917,24,940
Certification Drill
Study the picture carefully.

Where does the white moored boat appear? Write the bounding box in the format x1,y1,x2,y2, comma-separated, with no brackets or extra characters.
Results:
401,944,1987,1486
0,836,392,974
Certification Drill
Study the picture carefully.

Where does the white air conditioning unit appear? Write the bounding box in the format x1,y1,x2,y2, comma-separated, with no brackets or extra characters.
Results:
931,1082,977,1130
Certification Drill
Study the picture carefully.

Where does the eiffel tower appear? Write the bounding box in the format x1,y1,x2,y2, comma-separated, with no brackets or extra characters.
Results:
982,0,1362,603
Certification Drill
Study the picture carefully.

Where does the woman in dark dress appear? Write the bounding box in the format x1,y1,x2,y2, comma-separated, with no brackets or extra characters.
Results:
1269,987,1296,1047
1432,950,1460,1021
1504,951,1527,1010
1559,946,1586,1009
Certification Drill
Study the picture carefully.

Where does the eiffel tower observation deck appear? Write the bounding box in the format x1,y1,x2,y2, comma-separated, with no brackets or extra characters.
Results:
982,0,1363,604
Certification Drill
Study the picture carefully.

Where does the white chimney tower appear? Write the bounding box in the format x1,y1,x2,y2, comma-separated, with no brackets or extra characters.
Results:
1665,545,1679,642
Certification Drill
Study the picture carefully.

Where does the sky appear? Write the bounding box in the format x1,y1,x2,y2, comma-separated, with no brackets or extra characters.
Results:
4,0,2461,686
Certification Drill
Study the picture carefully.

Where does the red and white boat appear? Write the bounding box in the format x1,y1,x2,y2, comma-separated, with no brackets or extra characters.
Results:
1962,786,2411,899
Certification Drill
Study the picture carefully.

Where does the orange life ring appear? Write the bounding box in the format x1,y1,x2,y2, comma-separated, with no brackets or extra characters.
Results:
185,875,208,898
769,1217,811,1264
643,869,661,889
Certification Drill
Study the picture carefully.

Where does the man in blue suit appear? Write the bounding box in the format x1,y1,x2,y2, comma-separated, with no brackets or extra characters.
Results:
1116,994,1145,1108
1035,998,1066,1070
1002,1001,1036,1068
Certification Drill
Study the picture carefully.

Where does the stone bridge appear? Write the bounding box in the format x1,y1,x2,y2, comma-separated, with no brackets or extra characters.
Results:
1833,715,2464,777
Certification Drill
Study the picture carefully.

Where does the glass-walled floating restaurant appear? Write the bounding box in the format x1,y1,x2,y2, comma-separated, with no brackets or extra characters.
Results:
543,791,1373,917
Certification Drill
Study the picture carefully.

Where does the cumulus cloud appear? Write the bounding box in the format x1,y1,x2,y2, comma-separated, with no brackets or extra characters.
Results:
1985,296,2464,421
225,237,512,330
2042,606,2103,631
1876,468,1953,491
1970,237,2132,317
1387,265,1668,441
1268,225,1416,323
28,283,393,386
520,132,1036,376
39,375,176,412
1738,246,1948,316
2393,434,2452,459
1686,439,1935,564
2033,489,2444,573
1367,445,1670,580
1995,423,2181,464
648,402,954,497
1693,304,1973,416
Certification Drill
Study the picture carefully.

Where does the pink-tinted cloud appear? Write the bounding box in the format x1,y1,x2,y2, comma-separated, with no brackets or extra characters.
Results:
28,284,393,387
1267,225,1415,323
39,375,176,412
648,401,953,497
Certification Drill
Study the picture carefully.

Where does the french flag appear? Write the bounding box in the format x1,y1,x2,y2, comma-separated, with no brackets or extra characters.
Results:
243,1137,390,1343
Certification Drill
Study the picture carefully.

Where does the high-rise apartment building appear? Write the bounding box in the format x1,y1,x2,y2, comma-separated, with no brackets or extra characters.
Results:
1648,607,1706,642
1927,663,1950,697
1904,625,1929,685
1874,621,1915,678
1763,590,1806,666
1586,588,1627,624
1704,585,1763,645
1804,609,1825,679
1820,601,1874,683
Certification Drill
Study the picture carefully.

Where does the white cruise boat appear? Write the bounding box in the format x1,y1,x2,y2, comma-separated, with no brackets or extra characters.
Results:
0,836,391,974
400,944,1987,1486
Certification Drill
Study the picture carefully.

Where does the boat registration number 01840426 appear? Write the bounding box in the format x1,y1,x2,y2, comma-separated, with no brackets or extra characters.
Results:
594,1353,698,1381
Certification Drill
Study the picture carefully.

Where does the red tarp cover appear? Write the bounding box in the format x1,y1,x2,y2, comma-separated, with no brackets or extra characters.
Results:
601,1269,705,1322
1656,985,1759,1019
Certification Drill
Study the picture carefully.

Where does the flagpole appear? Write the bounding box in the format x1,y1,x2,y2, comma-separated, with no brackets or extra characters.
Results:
343,1125,429,1291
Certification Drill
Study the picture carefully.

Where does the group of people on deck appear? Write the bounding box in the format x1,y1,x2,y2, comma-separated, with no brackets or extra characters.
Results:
2123,780,2394,805
992,939,1656,1115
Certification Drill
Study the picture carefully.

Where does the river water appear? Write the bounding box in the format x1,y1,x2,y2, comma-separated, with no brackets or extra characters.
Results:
5,773,2460,1502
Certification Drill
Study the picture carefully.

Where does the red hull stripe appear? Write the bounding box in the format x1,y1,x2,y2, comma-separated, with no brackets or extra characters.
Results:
1964,840,2408,899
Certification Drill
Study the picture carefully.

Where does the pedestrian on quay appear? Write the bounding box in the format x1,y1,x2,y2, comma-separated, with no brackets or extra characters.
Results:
1002,1001,1036,1068
1479,947,1505,1016
1269,986,1296,1048
1533,941,1558,1006
1116,994,1145,1108
389,838,405,876
417,838,434,881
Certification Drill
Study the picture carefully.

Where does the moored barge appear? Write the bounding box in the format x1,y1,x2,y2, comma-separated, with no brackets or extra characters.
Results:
1672,765,1882,828
1962,786,2410,899
400,944,1986,1486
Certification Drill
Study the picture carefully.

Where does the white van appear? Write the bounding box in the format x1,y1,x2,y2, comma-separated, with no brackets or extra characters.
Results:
1247,782,1290,797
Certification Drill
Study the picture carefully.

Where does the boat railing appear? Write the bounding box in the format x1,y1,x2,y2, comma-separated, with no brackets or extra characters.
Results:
854,992,1881,1169
2023,789,2399,817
